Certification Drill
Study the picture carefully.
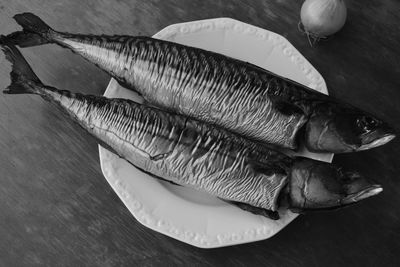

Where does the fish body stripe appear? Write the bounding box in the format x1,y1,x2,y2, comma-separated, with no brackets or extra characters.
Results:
55,34,309,149
40,85,292,211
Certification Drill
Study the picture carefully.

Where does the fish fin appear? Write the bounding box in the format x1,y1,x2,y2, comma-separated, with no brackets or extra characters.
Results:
13,12,54,36
274,99,304,116
267,93,305,115
3,30,50,48
223,200,280,220
0,40,42,94
250,156,291,176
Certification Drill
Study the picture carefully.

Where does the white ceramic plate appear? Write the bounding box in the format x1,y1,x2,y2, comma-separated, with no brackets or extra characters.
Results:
99,18,332,248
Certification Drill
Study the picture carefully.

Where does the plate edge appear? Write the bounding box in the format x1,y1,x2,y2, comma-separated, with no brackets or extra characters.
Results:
98,18,333,248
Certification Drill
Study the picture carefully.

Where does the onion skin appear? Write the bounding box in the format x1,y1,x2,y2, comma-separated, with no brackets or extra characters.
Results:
300,0,347,38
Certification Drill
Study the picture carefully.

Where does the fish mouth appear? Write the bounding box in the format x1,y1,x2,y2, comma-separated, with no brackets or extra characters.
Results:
358,133,396,151
341,184,383,205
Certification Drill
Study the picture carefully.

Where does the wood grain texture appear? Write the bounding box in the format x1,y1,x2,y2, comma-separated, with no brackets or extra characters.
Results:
0,0,399,266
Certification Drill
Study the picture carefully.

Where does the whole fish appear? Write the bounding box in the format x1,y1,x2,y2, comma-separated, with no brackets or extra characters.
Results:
0,43,382,219
3,13,395,153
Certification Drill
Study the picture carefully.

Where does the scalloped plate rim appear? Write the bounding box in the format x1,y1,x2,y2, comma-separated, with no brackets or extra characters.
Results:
98,17,331,248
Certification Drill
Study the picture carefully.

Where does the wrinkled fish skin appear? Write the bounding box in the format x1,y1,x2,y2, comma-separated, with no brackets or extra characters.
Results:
55,34,395,153
57,34,308,149
37,85,293,211
1,43,383,219
5,12,395,153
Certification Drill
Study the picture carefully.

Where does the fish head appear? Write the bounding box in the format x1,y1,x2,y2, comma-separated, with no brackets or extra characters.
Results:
288,158,382,211
305,104,395,153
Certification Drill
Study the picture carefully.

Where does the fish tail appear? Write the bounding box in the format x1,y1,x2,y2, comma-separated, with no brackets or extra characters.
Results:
0,39,43,94
14,12,54,36
3,31,50,48
5,12,55,47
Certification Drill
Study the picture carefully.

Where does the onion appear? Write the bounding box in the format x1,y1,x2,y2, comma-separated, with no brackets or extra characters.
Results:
300,0,347,43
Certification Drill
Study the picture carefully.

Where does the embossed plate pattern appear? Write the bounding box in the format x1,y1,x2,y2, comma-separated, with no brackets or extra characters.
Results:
99,18,332,248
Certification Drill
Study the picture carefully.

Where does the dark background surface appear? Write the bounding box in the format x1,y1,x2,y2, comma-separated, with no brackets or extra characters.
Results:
0,0,399,266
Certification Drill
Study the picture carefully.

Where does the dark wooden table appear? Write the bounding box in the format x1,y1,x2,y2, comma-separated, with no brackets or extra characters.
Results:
1,0,399,266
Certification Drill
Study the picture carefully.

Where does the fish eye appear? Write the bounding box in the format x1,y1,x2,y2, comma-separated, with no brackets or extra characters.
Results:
357,116,378,132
